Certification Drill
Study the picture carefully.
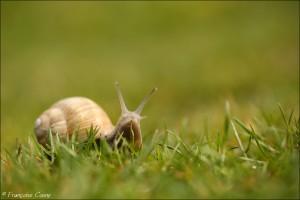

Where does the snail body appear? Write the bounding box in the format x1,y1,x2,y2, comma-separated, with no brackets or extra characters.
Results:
34,82,157,150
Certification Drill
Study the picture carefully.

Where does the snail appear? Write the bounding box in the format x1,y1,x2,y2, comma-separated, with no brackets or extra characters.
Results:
34,82,157,150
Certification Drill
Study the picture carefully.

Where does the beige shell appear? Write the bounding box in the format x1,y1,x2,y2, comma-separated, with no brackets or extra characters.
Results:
34,97,113,145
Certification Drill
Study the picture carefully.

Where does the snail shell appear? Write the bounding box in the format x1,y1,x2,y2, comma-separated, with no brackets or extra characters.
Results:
34,97,113,144
34,82,157,150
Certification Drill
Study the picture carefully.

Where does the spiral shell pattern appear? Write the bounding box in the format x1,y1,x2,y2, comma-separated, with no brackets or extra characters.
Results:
34,97,113,145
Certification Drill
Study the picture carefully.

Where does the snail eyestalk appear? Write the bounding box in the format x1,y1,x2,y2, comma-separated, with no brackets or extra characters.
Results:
135,87,157,115
115,81,129,114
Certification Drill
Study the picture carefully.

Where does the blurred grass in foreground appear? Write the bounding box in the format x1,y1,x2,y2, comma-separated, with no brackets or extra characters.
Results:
1,103,299,199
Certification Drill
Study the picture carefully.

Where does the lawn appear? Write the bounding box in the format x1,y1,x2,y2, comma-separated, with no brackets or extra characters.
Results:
1,1,299,199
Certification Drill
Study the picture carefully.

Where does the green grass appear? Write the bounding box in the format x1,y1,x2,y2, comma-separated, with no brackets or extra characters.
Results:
1,1,299,199
1,103,299,199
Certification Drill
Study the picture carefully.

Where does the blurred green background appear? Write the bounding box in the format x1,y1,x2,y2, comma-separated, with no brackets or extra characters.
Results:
1,1,299,149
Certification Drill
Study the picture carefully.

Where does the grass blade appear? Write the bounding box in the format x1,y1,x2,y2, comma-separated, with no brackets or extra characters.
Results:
249,125,268,157
48,128,55,163
288,108,294,126
278,103,294,150
234,119,268,157
223,101,231,146
230,120,247,158
166,130,193,157
245,135,252,153
278,103,289,128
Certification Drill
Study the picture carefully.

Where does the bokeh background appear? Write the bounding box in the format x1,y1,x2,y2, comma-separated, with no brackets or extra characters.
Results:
1,1,299,149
